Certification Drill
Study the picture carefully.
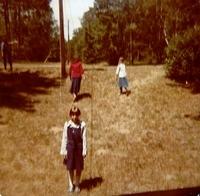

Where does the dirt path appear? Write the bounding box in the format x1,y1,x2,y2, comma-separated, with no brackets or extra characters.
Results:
0,63,200,196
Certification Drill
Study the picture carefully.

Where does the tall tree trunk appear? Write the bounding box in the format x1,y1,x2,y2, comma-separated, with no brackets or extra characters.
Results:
163,20,169,46
17,2,22,50
2,0,11,41
130,30,133,64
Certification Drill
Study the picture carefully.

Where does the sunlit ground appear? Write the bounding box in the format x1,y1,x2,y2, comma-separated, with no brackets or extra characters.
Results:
0,62,200,196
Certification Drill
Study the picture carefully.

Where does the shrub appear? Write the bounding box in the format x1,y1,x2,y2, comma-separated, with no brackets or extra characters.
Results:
166,26,200,82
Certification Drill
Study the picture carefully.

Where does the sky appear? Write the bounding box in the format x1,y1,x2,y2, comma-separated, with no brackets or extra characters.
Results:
50,0,94,39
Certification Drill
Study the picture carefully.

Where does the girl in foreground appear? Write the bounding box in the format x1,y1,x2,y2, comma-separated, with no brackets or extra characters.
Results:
60,106,87,193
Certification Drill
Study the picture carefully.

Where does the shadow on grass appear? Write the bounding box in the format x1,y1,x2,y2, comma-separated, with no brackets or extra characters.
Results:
191,82,200,94
85,68,105,71
127,63,163,67
0,71,60,112
75,93,92,102
0,115,4,124
184,113,200,121
115,186,200,196
166,80,200,94
121,90,131,96
80,177,103,191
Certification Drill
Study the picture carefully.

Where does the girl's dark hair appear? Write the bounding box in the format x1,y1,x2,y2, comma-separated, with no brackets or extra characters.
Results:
119,57,124,61
71,56,81,64
69,106,81,116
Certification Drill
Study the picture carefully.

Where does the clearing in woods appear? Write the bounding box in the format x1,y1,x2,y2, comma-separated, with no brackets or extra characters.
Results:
0,62,200,196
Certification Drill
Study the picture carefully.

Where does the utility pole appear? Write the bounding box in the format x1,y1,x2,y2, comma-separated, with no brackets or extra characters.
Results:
58,0,66,78
67,19,70,63
67,19,70,43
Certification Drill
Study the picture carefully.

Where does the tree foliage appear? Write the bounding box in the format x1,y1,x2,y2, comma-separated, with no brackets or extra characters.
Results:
69,0,200,81
1,0,200,82
166,26,200,81
164,0,200,81
70,0,167,65
0,0,58,61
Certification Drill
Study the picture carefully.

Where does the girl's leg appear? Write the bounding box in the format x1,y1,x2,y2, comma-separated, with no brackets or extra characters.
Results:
74,170,82,192
68,170,74,191
8,54,12,71
122,87,126,94
3,54,7,70
125,87,130,96
73,93,77,101
120,87,123,94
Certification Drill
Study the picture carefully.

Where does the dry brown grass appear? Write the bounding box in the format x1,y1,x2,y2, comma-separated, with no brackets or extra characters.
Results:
0,63,200,196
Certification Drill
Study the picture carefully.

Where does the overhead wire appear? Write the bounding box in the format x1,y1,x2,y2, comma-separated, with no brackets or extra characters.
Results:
79,0,94,195
67,0,76,40
60,1,95,194
59,0,75,107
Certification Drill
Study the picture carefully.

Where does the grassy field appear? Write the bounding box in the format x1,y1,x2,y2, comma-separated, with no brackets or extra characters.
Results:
0,62,200,196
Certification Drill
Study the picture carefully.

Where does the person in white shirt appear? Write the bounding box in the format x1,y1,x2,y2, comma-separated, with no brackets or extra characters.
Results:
115,57,130,95
60,106,87,193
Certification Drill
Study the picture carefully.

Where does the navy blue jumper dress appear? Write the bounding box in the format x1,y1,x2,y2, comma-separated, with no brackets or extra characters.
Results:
66,124,84,171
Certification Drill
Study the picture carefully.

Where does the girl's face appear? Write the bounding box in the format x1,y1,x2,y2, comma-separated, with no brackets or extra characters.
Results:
71,114,80,123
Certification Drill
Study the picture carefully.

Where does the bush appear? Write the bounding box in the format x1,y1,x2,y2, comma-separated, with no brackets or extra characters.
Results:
166,26,200,82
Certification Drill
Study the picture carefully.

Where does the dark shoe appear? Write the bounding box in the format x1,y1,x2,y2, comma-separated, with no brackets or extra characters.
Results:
126,90,131,96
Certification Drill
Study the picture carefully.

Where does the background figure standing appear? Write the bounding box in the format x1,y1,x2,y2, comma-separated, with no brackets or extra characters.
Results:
1,39,12,71
116,57,130,95
60,106,87,193
69,58,84,102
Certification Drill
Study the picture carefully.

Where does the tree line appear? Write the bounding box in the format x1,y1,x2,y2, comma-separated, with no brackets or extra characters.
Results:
70,0,200,82
0,0,200,82
0,0,59,61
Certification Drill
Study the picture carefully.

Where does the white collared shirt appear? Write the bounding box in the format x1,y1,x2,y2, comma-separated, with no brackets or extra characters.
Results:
60,120,87,156
116,63,127,78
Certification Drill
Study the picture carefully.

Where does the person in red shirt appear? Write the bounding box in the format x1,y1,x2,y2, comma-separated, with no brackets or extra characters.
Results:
69,58,84,101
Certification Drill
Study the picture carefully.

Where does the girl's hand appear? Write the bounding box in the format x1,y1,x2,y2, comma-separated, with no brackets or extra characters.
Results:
82,152,86,158
63,154,68,165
